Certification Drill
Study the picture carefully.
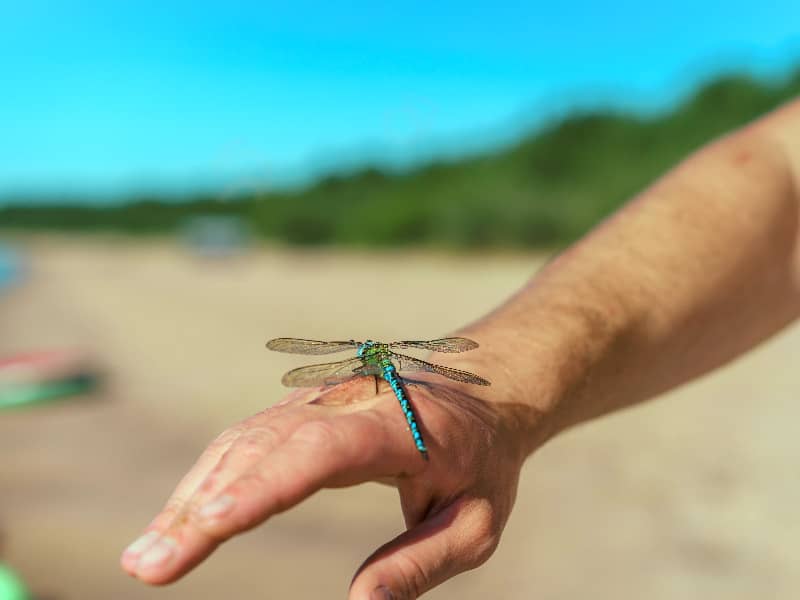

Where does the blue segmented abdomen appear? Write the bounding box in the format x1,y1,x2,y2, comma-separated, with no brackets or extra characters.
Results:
381,361,428,457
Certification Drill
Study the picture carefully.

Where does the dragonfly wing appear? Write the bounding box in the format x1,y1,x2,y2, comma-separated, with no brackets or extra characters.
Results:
281,357,367,387
390,337,479,353
391,352,490,386
266,338,358,355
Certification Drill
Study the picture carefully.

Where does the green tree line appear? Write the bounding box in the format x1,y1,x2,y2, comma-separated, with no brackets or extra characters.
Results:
2,70,799,248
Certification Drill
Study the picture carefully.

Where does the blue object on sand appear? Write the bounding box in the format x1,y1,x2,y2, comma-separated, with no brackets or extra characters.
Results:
0,245,24,290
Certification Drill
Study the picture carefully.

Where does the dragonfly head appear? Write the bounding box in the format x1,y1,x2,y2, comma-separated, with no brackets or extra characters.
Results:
357,339,375,358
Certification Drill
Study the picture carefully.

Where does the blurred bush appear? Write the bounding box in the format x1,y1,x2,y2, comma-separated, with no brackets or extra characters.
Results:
2,70,799,249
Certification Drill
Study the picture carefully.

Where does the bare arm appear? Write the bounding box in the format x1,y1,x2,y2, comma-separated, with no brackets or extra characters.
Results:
455,98,800,449
121,99,800,599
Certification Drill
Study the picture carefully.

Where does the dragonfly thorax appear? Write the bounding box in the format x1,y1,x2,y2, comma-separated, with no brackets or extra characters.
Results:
357,340,391,363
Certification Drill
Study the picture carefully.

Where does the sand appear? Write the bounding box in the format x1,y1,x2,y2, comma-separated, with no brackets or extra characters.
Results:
1,235,798,599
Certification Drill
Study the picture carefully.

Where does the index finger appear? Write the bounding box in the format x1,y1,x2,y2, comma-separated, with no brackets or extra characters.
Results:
121,390,318,577
132,403,428,584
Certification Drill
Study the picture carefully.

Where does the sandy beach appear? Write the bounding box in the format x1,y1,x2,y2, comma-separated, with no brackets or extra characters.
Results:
1,235,798,599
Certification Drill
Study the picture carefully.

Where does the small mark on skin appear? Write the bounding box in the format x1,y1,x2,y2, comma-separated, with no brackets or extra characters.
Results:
733,149,752,166
172,511,192,528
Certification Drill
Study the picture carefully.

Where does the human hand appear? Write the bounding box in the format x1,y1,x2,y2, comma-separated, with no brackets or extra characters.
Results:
120,369,539,599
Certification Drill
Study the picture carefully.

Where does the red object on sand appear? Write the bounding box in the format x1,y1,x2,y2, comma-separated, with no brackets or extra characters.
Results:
0,349,92,383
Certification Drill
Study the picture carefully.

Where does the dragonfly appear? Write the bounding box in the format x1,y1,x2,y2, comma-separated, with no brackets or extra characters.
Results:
265,337,490,458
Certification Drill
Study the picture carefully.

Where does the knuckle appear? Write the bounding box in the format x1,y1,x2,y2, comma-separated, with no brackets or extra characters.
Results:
223,474,273,530
237,470,271,493
208,426,244,452
467,531,499,569
464,503,501,568
292,420,339,449
235,424,282,458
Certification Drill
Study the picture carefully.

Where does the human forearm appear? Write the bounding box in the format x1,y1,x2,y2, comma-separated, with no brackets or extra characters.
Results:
457,102,800,452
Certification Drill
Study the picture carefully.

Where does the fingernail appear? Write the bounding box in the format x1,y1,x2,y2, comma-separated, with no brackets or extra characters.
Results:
122,531,159,557
199,494,236,519
137,536,178,569
370,585,395,600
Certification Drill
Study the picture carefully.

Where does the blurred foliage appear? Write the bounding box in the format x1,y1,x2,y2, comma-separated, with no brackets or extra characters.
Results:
2,70,799,248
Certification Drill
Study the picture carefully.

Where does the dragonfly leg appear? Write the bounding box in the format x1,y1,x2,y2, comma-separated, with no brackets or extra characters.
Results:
373,375,379,395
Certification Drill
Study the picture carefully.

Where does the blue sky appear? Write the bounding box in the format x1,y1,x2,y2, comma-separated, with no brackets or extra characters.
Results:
1,1,799,201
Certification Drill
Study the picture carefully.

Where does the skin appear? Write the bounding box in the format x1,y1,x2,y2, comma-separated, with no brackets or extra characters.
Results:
121,97,800,599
